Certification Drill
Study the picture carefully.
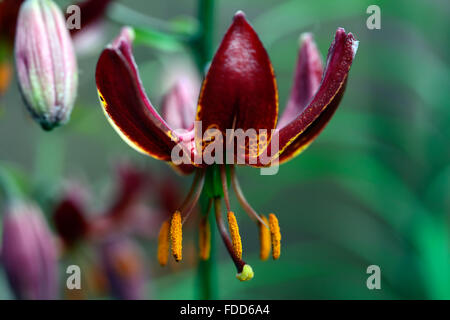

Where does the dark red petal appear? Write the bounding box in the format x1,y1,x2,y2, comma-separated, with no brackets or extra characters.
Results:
250,28,357,167
277,33,323,128
277,29,357,164
67,0,113,36
96,28,178,161
0,0,24,45
53,189,90,247
105,163,149,223
195,11,278,143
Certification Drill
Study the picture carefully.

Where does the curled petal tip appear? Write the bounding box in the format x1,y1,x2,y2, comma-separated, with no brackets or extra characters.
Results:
112,26,135,48
233,10,246,20
334,28,358,58
299,32,313,45
336,27,346,35
122,26,136,42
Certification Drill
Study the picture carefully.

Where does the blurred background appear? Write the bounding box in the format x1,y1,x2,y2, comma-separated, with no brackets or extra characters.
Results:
0,0,449,299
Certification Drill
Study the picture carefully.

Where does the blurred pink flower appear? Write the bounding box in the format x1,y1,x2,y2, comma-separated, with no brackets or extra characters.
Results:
1,201,58,300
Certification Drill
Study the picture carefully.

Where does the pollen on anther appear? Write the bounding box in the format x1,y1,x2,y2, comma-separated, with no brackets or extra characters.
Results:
157,220,170,266
170,211,183,262
269,213,281,260
199,217,211,260
259,215,271,261
227,211,242,259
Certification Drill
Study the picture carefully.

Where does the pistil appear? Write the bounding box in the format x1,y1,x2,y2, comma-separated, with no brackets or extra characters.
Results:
214,198,253,281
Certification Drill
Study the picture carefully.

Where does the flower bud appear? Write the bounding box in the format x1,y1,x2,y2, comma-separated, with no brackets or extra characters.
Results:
1,201,59,299
15,0,78,130
160,60,200,131
99,236,147,300
53,183,90,249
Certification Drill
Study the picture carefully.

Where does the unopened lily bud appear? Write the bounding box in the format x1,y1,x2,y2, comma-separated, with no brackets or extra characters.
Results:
15,0,78,130
1,201,59,300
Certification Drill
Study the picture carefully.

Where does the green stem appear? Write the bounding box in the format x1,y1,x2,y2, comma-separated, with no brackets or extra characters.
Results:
197,193,218,299
193,0,215,71
0,165,23,203
195,0,216,300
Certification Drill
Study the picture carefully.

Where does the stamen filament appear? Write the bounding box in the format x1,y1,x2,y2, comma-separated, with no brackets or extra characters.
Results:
180,169,206,225
214,198,250,278
179,169,202,212
199,199,213,260
230,166,268,229
157,220,170,266
220,165,231,212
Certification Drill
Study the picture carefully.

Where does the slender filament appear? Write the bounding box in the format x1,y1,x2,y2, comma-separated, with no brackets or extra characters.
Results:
181,168,206,224
199,199,213,260
230,166,268,228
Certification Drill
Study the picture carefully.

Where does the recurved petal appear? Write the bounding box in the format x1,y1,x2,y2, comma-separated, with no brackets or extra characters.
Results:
96,27,178,161
195,11,278,143
266,28,358,166
277,33,323,129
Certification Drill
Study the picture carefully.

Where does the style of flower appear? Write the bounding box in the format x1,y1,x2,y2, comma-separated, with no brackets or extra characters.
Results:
95,11,358,280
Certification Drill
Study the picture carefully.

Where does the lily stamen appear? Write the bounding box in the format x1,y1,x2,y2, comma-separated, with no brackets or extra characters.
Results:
214,198,253,281
157,220,170,266
170,211,182,262
259,215,271,261
220,165,232,212
230,166,268,229
269,213,281,260
198,199,212,261
227,211,243,259
180,169,206,225
220,165,243,260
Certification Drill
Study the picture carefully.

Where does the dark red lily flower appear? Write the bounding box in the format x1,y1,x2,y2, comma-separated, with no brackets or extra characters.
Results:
53,183,90,248
52,163,150,249
96,12,358,280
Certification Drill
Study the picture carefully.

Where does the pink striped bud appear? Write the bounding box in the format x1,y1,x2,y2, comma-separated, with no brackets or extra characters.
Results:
1,201,59,299
15,0,78,130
